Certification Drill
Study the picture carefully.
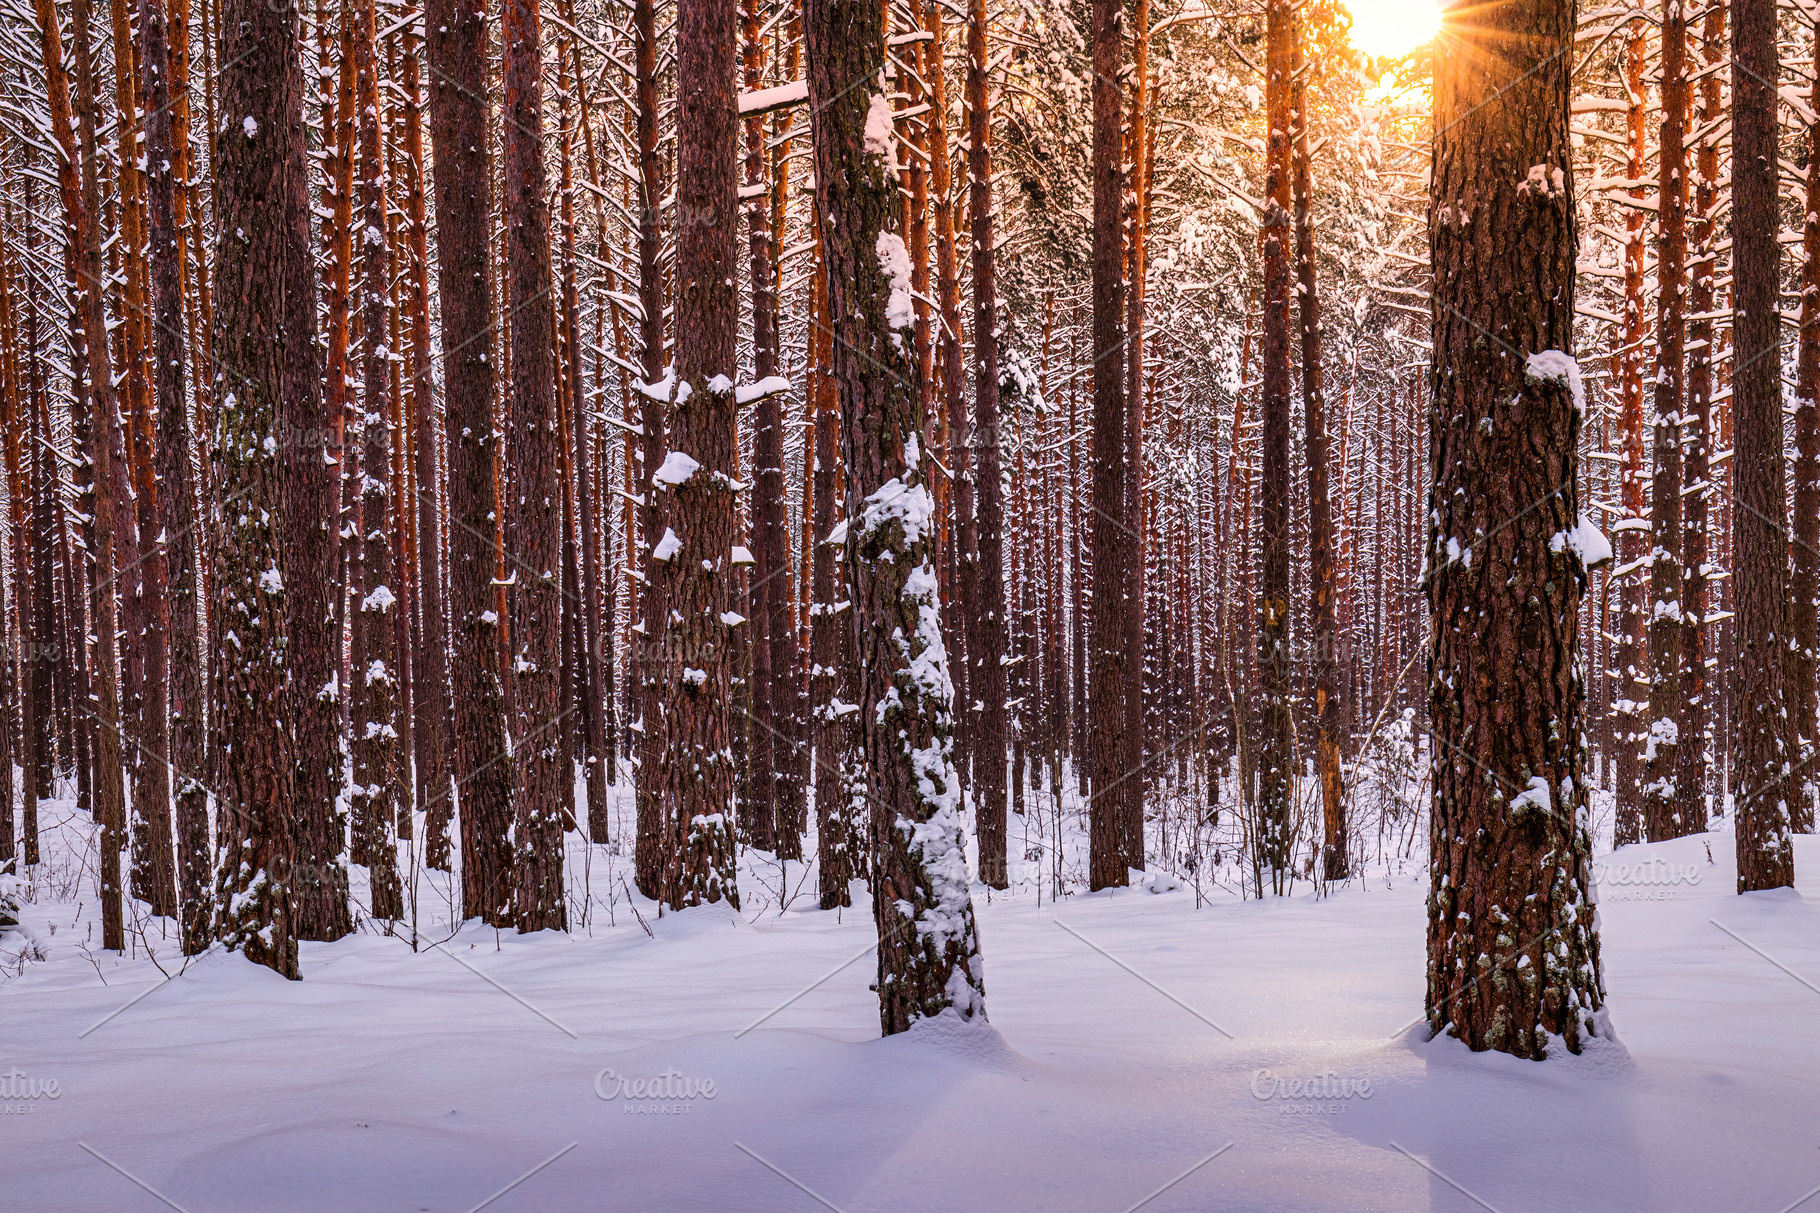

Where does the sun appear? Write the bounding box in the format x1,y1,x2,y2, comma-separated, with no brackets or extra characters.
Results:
1343,0,1442,58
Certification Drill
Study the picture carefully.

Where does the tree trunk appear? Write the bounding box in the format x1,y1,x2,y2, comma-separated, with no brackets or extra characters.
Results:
501,0,566,930
630,0,669,900
1612,22,1647,848
1793,5,1820,832
1293,19,1342,882
656,0,742,910
401,18,453,869
1677,0,1726,837
426,0,515,925
209,0,314,977
808,245,855,911
806,0,986,1033
1257,0,1294,892
743,0,794,858
1645,0,1687,841
1086,0,1127,892
967,0,1008,890
349,0,403,921
1424,0,1607,1056
140,0,201,931
288,0,353,942
1732,0,1798,886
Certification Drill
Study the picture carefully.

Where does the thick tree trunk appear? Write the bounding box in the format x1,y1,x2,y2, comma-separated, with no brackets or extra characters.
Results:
1424,0,1607,1056
806,0,986,1033
426,0,515,925
656,0,742,910
1732,0,1798,886
501,0,566,930
209,0,315,977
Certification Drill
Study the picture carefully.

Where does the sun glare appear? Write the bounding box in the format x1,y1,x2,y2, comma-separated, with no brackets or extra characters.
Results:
1344,0,1442,58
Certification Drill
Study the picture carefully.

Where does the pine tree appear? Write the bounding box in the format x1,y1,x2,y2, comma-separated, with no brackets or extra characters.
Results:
140,0,208,943
656,0,741,910
1611,20,1648,848
426,0,515,926
1645,0,1688,841
289,0,352,943
1424,0,1607,1056
1086,0,1128,893
210,0,317,978
630,0,669,900
349,0,402,921
805,0,985,1033
1293,12,1342,882
1793,4,1820,830
1731,0,1797,887
501,0,566,930
1257,0,1294,892
967,0,1008,890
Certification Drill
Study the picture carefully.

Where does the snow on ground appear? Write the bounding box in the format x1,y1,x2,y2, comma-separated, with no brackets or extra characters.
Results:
4,781,1818,1213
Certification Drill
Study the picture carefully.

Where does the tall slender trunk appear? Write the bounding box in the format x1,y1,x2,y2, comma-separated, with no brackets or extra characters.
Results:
426,0,515,925
549,29,607,846
966,0,1007,889
743,0,784,855
656,0,741,910
1257,0,1294,892
1120,0,1150,874
1293,28,1342,882
1612,22,1647,847
290,0,353,941
806,0,985,1033
210,0,315,977
631,0,669,899
401,18,452,867
1086,0,1127,892
1425,0,1606,1056
501,0,566,930
1677,0,1725,836
809,244,854,910
349,0,402,920
1645,0,1687,840
139,0,198,927
58,0,130,954
25,213,54,866
1793,3,1820,832
1732,0,1797,886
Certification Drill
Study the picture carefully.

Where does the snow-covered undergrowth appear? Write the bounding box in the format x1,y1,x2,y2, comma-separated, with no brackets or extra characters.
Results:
3,765,1817,1212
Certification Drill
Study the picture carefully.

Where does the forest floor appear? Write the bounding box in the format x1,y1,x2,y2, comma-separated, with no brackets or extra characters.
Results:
3,784,1818,1212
